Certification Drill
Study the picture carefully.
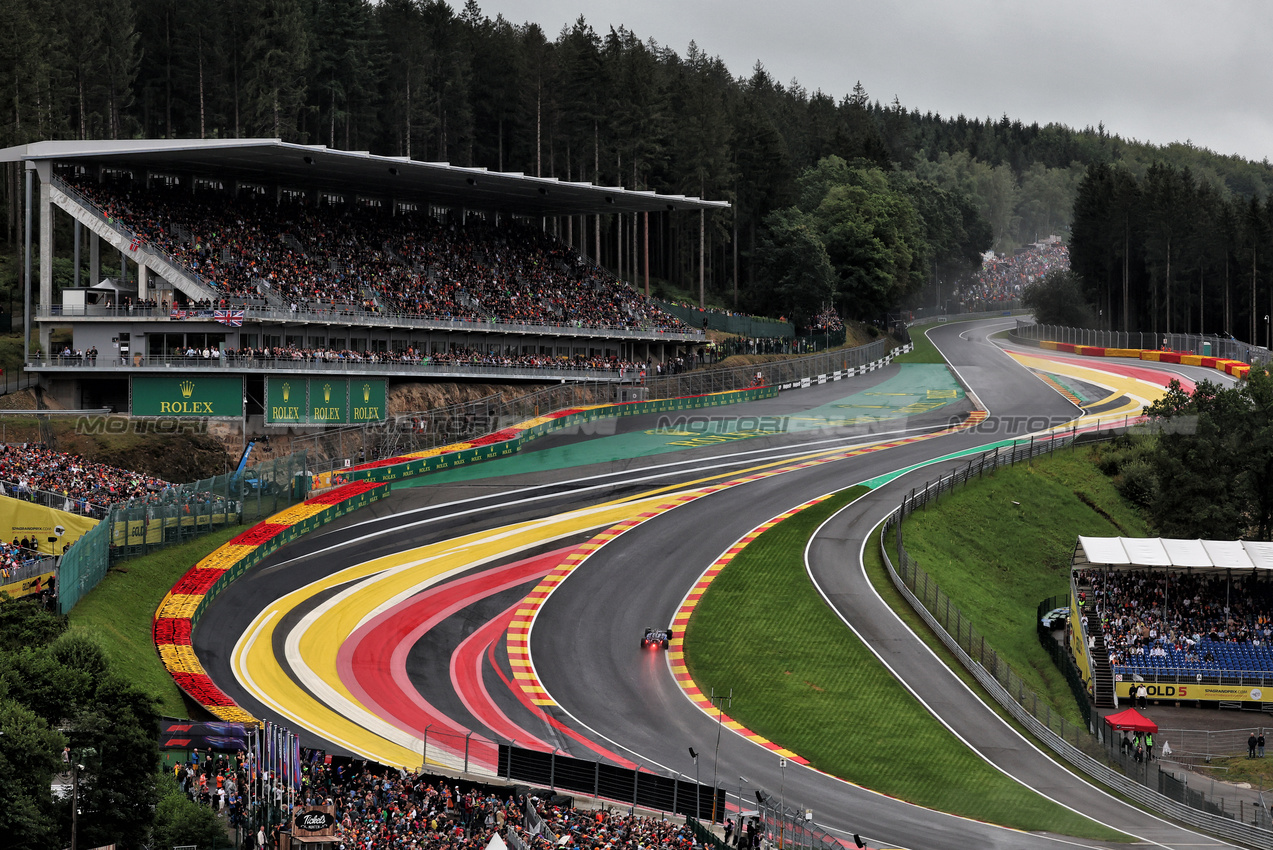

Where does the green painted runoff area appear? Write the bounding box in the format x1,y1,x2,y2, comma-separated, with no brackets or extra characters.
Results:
396,365,963,489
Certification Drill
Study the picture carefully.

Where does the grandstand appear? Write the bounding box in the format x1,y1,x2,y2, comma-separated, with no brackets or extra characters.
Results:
0,139,726,417
1070,536,1273,708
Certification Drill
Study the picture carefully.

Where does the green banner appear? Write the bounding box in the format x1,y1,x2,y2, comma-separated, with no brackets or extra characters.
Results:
265,378,386,425
265,377,308,425
350,379,387,423
309,379,348,424
132,376,243,417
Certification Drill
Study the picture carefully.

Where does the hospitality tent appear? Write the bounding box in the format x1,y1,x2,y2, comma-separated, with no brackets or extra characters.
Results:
1103,707,1158,733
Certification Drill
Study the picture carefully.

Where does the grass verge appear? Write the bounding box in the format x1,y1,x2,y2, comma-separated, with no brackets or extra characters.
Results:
68,525,246,717
895,447,1149,726
893,322,949,364
684,486,1124,839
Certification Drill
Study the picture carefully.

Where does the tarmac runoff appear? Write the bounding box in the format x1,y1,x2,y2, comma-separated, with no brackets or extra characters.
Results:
1006,349,1195,426
396,364,966,488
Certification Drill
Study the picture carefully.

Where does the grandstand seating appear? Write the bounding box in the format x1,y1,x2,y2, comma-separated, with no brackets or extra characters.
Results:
1081,568,1273,678
65,172,690,334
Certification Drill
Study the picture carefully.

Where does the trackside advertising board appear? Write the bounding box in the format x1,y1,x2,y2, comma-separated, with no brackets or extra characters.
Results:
265,377,386,425
131,376,244,417
1115,680,1273,704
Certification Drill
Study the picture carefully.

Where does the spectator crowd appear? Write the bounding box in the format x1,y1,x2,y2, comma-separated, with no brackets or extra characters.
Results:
0,539,43,577
177,749,731,850
1078,568,1273,670
216,345,647,375
67,173,693,334
958,241,1069,312
0,442,172,515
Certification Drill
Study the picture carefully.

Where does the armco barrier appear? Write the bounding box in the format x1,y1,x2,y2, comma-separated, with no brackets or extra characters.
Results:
318,386,781,488
152,481,390,723
1013,323,1254,380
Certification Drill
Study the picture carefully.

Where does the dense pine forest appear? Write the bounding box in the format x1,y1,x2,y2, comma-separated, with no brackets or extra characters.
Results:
3,0,1273,335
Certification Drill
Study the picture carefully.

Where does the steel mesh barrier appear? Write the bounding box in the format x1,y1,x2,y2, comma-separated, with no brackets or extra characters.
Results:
55,451,308,613
54,516,110,613
881,430,1273,846
754,790,843,850
1013,320,1270,365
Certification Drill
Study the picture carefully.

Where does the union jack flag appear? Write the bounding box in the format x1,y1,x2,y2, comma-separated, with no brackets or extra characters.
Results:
214,309,244,327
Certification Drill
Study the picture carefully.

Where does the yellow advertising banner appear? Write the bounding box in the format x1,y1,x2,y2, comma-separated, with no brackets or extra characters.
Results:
0,571,55,600
1,495,99,555
1115,680,1272,704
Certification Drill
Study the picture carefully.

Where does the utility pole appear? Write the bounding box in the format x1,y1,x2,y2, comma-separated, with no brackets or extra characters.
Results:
710,687,732,823
779,757,787,849
688,748,700,820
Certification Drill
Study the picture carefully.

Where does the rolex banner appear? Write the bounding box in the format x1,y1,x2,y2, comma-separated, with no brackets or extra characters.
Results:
265,377,307,425
351,379,386,423
131,376,244,417
265,378,386,425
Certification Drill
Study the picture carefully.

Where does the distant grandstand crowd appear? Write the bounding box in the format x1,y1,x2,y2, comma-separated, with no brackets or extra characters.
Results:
0,540,43,575
185,751,722,850
1080,569,1273,673
67,173,692,333
0,442,171,515
959,241,1069,312
219,346,647,374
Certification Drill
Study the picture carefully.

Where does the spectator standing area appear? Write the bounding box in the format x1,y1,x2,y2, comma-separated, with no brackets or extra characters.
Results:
0,138,726,416
1069,536,1273,708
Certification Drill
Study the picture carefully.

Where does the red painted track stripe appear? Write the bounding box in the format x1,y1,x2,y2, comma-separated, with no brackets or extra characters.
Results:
1027,351,1197,392
336,550,565,769
482,629,640,768
451,601,554,751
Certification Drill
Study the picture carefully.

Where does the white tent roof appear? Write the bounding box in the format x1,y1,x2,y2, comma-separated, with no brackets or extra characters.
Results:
1075,536,1273,571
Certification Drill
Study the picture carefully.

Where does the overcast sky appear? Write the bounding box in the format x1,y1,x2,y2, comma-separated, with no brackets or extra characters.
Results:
475,0,1273,164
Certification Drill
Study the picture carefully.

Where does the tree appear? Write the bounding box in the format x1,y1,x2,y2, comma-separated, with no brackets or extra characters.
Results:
151,776,224,850
241,0,310,138
0,698,64,850
1022,269,1098,327
1141,371,1273,539
755,207,836,323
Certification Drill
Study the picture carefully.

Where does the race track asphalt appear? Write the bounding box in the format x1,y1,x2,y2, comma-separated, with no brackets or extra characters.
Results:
193,318,1242,850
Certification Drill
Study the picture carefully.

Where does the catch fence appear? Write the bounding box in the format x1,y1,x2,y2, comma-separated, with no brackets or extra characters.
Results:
881,426,1273,846
754,790,845,850
56,450,308,613
1014,320,1270,364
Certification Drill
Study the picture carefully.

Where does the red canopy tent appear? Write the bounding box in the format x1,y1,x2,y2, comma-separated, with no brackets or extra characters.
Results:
1104,707,1158,733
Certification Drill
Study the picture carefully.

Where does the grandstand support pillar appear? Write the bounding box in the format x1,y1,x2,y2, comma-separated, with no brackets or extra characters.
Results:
644,211,650,297
73,220,81,289
23,163,32,363
699,209,705,308
138,262,150,300
89,231,101,287
36,159,53,354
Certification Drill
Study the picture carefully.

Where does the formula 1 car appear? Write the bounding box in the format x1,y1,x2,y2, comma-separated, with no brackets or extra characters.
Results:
641,627,674,649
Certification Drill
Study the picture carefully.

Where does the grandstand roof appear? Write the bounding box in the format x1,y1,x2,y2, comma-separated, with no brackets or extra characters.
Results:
0,139,730,217
1075,536,1273,571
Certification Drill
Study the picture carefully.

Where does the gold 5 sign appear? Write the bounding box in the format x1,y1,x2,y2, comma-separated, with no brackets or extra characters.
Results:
1115,681,1269,703
131,376,244,417
265,377,386,425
